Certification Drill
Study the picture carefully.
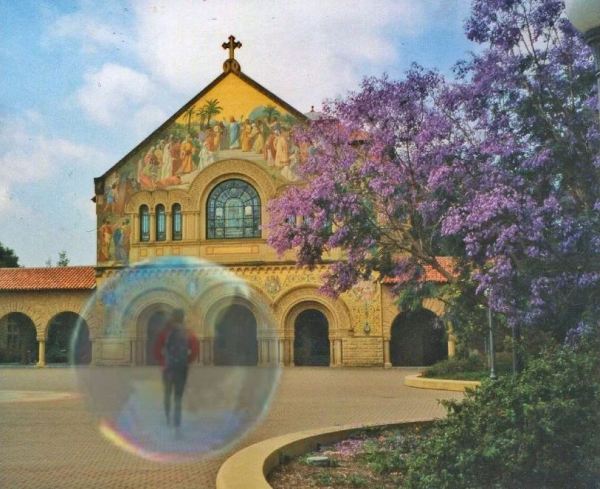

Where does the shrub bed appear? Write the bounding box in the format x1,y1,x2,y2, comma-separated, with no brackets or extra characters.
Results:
422,353,512,381
268,425,432,489
271,343,600,488
405,346,600,488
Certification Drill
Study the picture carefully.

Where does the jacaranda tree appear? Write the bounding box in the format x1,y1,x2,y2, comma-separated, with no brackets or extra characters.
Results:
268,0,600,343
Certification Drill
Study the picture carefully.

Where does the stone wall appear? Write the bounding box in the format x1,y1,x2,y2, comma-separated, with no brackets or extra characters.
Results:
0,290,93,339
342,337,384,366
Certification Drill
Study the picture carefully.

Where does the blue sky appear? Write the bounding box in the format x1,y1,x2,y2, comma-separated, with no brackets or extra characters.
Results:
0,0,475,267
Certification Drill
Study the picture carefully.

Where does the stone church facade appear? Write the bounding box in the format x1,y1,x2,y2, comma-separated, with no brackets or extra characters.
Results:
0,38,454,368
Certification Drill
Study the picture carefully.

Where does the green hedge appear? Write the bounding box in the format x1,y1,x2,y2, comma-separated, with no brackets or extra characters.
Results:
404,346,600,488
422,353,512,381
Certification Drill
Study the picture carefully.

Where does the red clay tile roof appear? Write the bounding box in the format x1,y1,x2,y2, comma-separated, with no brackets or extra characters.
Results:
381,257,455,284
0,266,96,291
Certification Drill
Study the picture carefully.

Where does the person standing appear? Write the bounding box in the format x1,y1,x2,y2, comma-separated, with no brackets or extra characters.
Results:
153,309,199,436
228,116,240,149
178,136,195,174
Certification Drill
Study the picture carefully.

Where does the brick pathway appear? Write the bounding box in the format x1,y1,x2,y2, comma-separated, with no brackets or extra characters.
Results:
0,367,461,489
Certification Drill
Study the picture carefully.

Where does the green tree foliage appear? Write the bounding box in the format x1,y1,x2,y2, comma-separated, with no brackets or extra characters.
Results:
0,242,20,267
202,99,223,127
263,105,280,122
404,342,600,488
57,250,70,267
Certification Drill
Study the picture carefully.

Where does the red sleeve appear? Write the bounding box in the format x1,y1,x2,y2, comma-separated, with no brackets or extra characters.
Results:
153,329,168,366
187,331,200,364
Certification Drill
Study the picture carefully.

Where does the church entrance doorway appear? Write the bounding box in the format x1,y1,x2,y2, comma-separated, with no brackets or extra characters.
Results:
0,312,38,364
214,304,258,366
145,309,170,366
390,309,447,366
294,309,330,366
47,312,91,365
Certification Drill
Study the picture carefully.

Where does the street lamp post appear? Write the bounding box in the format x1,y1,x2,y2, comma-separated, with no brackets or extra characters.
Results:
487,304,497,380
566,0,600,116
484,289,497,380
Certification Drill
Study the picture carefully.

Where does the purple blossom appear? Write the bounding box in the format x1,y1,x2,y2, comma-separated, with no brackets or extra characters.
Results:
268,0,600,337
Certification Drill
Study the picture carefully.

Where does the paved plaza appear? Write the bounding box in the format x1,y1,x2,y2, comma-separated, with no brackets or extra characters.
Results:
0,367,462,489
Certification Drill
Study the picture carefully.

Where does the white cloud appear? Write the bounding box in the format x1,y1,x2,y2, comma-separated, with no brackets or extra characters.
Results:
130,103,169,138
76,63,157,126
0,115,105,223
129,0,427,110
0,186,16,214
47,10,127,53
73,194,97,222
55,0,428,124
0,118,102,184
0,115,106,266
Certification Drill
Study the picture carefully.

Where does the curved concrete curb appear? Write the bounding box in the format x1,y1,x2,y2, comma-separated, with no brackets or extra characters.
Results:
216,420,432,489
405,373,480,392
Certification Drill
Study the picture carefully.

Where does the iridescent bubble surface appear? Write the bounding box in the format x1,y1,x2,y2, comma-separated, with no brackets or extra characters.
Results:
72,257,280,462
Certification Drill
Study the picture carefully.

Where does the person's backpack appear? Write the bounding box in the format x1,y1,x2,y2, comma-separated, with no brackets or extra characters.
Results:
164,326,189,369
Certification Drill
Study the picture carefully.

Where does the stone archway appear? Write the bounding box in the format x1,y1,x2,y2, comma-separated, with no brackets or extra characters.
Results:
0,313,37,364
46,312,91,365
145,309,171,366
213,304,258,366
276,286,351,367
197,279,276,366
118,287,190,366
293,309,330,366
390,309,447,366
134,304,174,366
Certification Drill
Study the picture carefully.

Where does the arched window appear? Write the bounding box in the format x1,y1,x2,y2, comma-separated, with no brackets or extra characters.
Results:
172,203,182,241
139,205,150,242
156,204,166,241
207,179,261,239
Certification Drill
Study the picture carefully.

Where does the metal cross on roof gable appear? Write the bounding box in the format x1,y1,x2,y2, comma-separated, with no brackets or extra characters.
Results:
222,35,242,60
222,35,242,73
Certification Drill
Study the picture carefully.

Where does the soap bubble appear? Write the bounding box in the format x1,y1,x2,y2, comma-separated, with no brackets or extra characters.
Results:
71,256,280,462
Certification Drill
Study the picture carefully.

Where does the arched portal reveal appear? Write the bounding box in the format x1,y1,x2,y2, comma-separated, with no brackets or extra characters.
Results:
214,304,258,366
47,312,91,364
294,309,330,366
0,313,37,364
390,309,447,366
145,309,171,366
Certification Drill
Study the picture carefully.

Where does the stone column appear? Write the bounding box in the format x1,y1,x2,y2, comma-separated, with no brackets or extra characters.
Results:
289,338,295,366
90,339,99,366
133,214,140,242
129,339,135,366
139,337,145,365
383,339,392,368
150,212,156,242
165,211,172,241
329,340,334,366
203,338,213,365
333,339,343,367
258,338,269,365
278,339,285,366
269,339,278,365
36,338,46,367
